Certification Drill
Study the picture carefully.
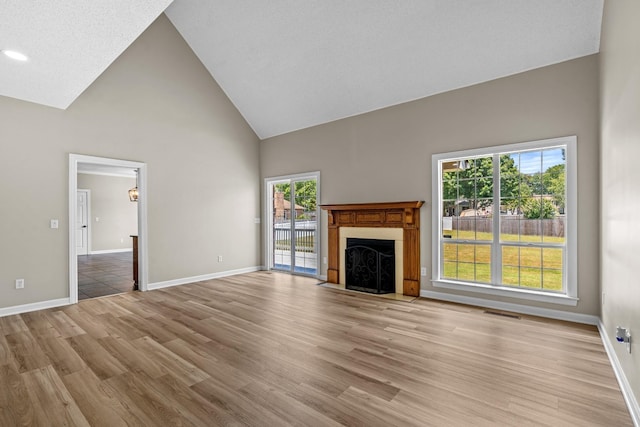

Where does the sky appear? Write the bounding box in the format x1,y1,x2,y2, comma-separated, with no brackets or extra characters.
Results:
512,148,564,174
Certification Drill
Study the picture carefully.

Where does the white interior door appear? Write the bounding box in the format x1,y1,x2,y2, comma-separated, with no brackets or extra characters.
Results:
76,190,89,256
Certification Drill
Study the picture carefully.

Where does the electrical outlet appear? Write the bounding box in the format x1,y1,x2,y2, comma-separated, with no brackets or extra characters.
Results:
421,267,427,276
218,256,223,262
50,219,58,229
15,279,24,289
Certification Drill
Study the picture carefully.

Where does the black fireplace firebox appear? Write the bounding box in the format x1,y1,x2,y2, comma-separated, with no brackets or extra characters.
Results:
345,238,395,294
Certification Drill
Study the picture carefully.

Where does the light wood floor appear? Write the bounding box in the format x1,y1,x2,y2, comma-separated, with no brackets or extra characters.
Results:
0,271,632,426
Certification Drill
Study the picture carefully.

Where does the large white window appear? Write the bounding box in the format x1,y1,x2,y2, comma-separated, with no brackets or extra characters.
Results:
432,136,577,305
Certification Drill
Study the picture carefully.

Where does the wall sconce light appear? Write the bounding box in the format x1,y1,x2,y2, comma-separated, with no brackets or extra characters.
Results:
129,170,139,202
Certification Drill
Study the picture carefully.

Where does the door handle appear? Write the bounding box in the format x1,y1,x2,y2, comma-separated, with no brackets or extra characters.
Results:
82,225,87,228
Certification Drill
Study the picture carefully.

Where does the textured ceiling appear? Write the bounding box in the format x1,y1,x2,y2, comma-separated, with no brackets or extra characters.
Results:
166,0,603,139
2,1,603,139
0,0,171,109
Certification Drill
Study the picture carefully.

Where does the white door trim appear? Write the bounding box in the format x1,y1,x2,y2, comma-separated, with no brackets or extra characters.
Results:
263,171,320,277
69,154,149,304
76,189,91,256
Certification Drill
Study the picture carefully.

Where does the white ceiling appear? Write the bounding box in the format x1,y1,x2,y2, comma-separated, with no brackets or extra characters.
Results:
2,1,603,139
0,0,171,109
165,0,604,139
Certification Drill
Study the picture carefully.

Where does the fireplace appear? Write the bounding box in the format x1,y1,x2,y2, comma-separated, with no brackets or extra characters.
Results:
345,238,395,294
321,201,424,296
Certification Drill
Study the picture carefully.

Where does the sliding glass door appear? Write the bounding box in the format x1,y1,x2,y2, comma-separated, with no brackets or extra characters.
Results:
267,173,319,276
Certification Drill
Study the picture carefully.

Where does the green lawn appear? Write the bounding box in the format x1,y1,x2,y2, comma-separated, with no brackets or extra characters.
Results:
443,230,563,291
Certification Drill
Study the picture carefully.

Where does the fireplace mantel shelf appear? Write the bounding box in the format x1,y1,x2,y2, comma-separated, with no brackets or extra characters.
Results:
321,201,425,297
320,201,424,211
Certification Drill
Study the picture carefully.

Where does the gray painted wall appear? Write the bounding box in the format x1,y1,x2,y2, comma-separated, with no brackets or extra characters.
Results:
0,14,261,309
600,0,640,411
261,55,600,317
77,174,138,252
0,6,635,418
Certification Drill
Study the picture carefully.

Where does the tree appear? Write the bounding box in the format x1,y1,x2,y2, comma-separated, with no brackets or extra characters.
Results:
441,152,565,218
498,155,531,214
274,180,317,212
443,157,494,205
499,154,525,197
543,164,565,213
522,198,557,219
443,155,525,213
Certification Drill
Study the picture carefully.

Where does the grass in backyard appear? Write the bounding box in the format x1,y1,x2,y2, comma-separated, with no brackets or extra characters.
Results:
448,230,565,244
443,231,563,291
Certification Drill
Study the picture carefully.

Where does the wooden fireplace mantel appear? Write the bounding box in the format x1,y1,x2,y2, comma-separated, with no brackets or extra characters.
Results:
320,201,424,296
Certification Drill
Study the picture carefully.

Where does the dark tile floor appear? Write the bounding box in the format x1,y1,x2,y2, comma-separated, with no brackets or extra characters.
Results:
77,252,135,300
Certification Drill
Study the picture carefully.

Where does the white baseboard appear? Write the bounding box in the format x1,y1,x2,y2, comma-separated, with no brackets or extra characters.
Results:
88,248,132,255
0,298,71,318
598,321,640,426
147,266,263,290
420,290,599,325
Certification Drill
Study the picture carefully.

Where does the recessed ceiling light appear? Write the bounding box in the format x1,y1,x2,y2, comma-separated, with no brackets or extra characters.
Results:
2,50,29,61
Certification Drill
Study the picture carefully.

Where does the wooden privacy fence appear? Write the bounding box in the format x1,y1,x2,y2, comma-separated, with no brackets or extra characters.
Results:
450,215,565,237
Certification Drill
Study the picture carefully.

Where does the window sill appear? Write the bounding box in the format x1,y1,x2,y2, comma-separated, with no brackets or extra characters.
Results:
431,279,579,306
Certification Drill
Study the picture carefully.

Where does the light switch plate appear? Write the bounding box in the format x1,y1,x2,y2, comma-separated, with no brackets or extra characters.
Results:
50,219,59,229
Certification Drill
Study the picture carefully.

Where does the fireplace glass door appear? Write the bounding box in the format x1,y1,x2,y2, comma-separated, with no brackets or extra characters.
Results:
269,175,318,276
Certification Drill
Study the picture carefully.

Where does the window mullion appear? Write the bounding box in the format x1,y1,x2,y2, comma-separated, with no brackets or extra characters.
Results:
492,153,501,285
433,136,574,301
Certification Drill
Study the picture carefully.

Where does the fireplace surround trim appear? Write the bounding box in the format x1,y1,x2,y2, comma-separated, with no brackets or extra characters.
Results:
321,201,424,296
339,227,403,294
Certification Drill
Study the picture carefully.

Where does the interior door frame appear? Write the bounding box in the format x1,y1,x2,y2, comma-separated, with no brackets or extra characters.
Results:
68,154,148,304
76,189,91,256
263,171,320,277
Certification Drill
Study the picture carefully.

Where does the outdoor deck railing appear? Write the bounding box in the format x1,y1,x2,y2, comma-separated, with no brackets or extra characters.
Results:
273,221,316,253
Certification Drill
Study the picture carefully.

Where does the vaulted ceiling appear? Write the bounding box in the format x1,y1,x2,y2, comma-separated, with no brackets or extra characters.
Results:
1,1,604,139
0,0,172,109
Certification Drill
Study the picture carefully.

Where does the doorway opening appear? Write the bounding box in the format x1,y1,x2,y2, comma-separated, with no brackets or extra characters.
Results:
69,154,148,303
265,172,320,277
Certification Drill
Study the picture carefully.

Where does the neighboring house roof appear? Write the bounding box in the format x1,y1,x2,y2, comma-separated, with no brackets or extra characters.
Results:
273,196,304,211
281,199,304,211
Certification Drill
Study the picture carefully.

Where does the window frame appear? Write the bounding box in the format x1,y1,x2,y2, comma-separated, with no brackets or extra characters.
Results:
431,136,578,306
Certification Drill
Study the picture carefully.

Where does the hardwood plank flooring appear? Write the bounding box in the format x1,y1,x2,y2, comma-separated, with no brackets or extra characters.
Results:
0,271,632,426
